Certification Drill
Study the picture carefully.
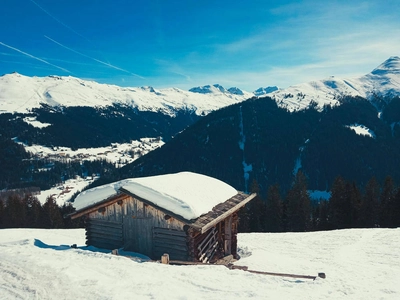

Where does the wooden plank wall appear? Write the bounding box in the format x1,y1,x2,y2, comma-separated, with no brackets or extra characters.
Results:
153,227,188,261
86,218,123,249
85,195,241,261
122,196,186,259
86,195,187,258
86,198,125,249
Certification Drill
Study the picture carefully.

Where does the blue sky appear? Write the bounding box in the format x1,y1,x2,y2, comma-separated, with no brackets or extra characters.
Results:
1,0,400,91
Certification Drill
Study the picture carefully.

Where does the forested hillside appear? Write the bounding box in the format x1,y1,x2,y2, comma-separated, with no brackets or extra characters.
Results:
0,104,200,190
120,95,400,195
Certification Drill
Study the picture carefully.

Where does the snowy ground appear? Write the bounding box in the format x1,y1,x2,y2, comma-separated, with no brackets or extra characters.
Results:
16,138,165,205
35,176,96,206
0,228,399,299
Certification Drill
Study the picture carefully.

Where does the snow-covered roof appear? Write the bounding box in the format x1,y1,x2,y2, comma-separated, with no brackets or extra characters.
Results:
73,172,238,220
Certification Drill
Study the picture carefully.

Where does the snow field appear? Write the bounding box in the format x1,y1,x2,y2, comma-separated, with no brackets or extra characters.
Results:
0,228,399,299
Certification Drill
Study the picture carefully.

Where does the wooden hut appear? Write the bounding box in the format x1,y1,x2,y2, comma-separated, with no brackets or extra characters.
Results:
69,172,256,263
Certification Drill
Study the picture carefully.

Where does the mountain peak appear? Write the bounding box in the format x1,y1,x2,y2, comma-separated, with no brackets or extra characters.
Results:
371,56,400,75
254,86,279,96
189,84,227,94
227,87,244,95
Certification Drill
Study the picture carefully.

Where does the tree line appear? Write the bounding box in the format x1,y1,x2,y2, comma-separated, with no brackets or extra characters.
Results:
239,171,400,233
0,192,81,229
1,171,399,231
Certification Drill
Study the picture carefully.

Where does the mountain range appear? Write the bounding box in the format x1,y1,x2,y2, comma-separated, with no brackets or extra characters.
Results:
0,73,262,116
269,56,400,111
1,56,400,195
1,56,399,116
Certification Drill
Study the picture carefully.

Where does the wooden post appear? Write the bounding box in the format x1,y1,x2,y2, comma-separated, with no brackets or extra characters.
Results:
224,215,232,255
161,253,170,264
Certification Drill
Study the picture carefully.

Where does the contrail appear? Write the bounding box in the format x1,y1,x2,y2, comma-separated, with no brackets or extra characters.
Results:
0,41,71,73
29,0,88,41
29,0,113,64
44,35,144,79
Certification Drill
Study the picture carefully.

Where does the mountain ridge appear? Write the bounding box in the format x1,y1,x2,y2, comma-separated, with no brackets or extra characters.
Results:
1,56,399,116
270,56,400,111
0,73,256,116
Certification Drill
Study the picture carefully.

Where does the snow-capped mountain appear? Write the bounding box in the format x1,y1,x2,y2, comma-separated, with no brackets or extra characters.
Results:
0,74,254,116
254,86,279,96
1,57,399,117
269,56,400,111
188,84,253,98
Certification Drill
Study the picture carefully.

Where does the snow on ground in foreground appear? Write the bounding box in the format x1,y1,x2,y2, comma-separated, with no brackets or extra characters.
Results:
0,228,399,299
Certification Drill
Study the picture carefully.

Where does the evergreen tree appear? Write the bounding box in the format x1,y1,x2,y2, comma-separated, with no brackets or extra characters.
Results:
285,171,311,232
329,176,349,229
359,177,380,228
347,181,362,228
329,177,361,229
60,203,81,228
314,200,330,231
4,194,26,227
42,196,64,229
265,184,283,232
25,195,44,228
391,187,400,228
248,179,266,232
379,176,395,227
237,205,251,233
0,199,4,228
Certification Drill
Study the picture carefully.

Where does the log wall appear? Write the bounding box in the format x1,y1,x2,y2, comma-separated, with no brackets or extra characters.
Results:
87,195,187,259
85,195,241,261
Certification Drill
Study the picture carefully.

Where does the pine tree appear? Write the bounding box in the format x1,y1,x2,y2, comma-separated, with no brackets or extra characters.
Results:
391,187,400,228
379,176,395,227
285,171,311,232
248,179,266,232
4,194,26,227
25,195,44,228
314,200,330,231
60,203,81,228
0,199,4,228
265,184,283,232
42,196,64,229
237,205,251,233
329,176,348,229
347,181,362,228
359,177,380,228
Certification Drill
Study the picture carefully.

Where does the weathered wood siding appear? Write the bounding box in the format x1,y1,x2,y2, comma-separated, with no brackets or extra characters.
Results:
86,218,123,250
86,196,125,249
122,196,186,259
153,227,188,261
86,195,188,259
84,194,243,261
